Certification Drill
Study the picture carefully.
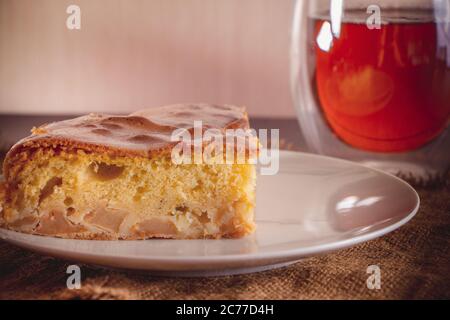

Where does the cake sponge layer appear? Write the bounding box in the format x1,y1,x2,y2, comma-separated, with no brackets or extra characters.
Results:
1,148,256,239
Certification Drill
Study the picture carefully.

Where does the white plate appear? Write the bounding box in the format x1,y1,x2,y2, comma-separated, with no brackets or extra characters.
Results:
0,151,419,276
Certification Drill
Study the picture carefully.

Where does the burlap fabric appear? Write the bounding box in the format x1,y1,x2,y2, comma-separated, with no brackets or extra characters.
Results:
0,144,449,300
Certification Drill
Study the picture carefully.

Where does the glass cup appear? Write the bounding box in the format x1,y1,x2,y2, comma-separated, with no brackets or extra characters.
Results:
291,0,450,183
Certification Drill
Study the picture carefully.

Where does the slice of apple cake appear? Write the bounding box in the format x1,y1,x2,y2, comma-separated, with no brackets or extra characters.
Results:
0,104,257,239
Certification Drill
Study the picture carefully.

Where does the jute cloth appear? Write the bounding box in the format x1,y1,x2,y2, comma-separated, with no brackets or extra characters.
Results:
0,147,449,300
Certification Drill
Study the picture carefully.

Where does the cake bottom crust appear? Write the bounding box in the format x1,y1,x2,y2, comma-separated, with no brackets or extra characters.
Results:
0,202,253,240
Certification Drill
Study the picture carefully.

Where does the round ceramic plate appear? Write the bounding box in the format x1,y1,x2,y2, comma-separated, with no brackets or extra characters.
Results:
0,151,419,276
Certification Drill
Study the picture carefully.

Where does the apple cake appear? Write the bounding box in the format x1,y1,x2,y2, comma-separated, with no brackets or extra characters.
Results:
0,104,257,239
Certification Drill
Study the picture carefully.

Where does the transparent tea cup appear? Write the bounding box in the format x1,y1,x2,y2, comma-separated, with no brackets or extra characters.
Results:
291,0,450,183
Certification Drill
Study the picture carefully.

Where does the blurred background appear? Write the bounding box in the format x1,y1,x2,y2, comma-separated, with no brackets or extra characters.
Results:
0,0,295,117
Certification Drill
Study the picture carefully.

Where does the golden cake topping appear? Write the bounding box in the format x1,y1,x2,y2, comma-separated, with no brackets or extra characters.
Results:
5,104,249,162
